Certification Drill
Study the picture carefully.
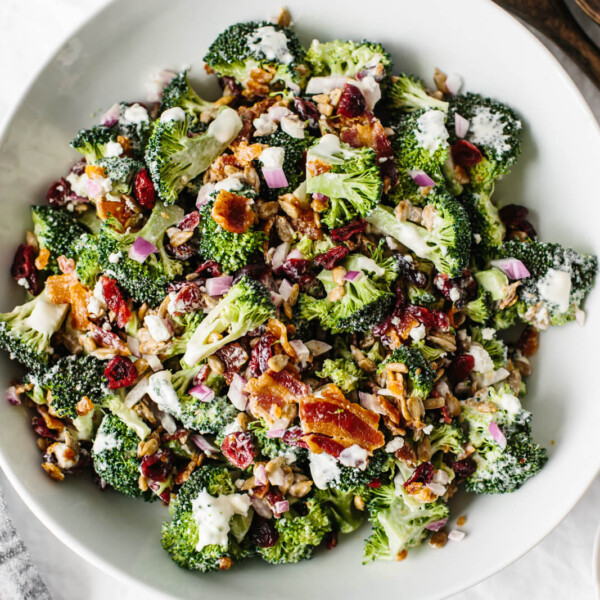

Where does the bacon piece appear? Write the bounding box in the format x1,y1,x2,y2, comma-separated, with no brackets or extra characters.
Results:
373,394,401,425
246,369,307,425
211,190,254,234
301,433,351,457
68,281,91,331
299,384,385,453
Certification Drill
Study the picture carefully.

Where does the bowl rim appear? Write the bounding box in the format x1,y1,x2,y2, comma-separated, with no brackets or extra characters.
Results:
0,0,599,597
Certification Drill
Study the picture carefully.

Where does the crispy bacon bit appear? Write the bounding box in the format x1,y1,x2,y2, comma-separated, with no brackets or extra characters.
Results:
236,98,276,142
301,433,351,457
290,207,322,241
246,369,307,425
45,273,76,305
215,343,249,384
211,190,255,234
57,256,76,274
35,248,50,270
88,323,130,355
299,384,385,454
101,276,131,329
232,140,265,165
375,393,401,425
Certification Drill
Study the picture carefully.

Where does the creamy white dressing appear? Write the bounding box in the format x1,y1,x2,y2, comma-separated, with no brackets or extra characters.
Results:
493,389,522,415
309,452,341,489
214,176,244,192
481,327,495,340
105,141,124,157
385,437,405,453
259,146,285,169
415,110,448,153
147,371,181,416
467,343,495,374
191,489,251,551
246,25,293,64
207,107,243,144
338,444,368,470
307,133,352,164
92,431,119,454
66,172,90,198
160,107,186,122
24,300,68,335
409,323,426,341
538,268,571,313
348,76,381,111
144,315,172,343
253,113,277,136
469,107,516,157
122,103,149,124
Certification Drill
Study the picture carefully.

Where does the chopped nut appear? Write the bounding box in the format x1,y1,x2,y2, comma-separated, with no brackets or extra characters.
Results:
457,515,467,527
267,354,289,372
257,201,279,220
207,355,225,375
276,6,291,27
167,228,194,247
424,397,445,410
395,201,410,222
354,495,366,511
137,436,159,458
138,303,149,321
236,412,250,431
429,530,448,549
331,266,347,285
275,216,295,242
407,396,425,423
417,437,432,462
278,196,300,219
312,94,330,104
288,283,299,307
283,300,293,320
396,549,408,562
76,396,94,416
385,362,409,373
329,87,343,107
328,285,345,302
26,230,39,251
421,204,437,231
207,332,223,343
427,332,457,353
218,557,233,571
42,462,65,481
317,102,333,116
433,68,449,94
289,478,313,498
311,195,329,212
454,165,470,185
445,393,461,418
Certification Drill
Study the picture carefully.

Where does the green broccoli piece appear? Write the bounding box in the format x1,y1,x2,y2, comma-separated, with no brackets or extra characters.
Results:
298,253,394,334
378,345,435,399
198,186,266,274
336,449,396,493
470,327,507,368
0,293,68,373
429,422,466,457
248,420,308,464
162,465,253,571
314,487,366,534
448,93,522,192
145,107,242,204
386,73,449,113
256,497,332,564
159,70,216,124
204,21,308,92
292,234,335,261
97,156,144,196
305,39,392,79
306,135,383,229
461,189,505,256
91,413,148,498
364,483,449,562
183,277,275,366
463,289,493,324
71,125,116,163
366,190,471,277
410,339,448,362
316,357,365,392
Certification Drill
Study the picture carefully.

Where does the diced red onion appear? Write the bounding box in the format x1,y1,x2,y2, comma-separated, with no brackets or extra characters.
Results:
143,354,163,372
250,496,273,518
306,76,347,94
426,518,448,532
279,279,293,302
289,339,310,364
490,258,530,280
488,420,507,450
274,500,290,515
100,103,121,127
408,169,435,187
86,178,103,198
191,434,219,455
445,73,463,95
124,376,149,408
286,248,304,260
146,70,177,102
254,464,268,486
189,384,215,403
454,113,469,138
127,335,141,358
305,340,332,357
271,242,290,270
262,167,288,189
270,291,284,307
227,374,248,411
129,237,158,264
206,275,233,297
6,386,20,406
266,427,286,439
448,529,466,542
159,411,177,435
196,183,215,208
358,391,385,415
338,445,369,470
426,482,447,497
575,308,586,326
343,270,362,282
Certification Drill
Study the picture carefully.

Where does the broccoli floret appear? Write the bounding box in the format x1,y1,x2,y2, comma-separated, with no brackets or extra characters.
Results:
316,358,364,392
74,201,184,306
204,21,308,92
410,339,447,362
91,413,147,498
314,488,366,534
254,129,311,201
448,93,522,192
198,186,266,274
248,420,308,464
463,289,493,324
183,277,275,366
336,449,396,492
293,234,335,261
429,422,466,457
364,483,449,562
306,135,383,229
71,125,116,163
494,240,598,326
386,73,449,114
378,345,435,399
305,39,392,79
407,284,439,308
31,206,87,273
461,189,505,256
366,190,471,277
256,497,332,564
162,465,253,571
298,253,394,334
159,70,216,124
470,327,507,368
145,108,242,204
97,156,144,196
0,293,68,373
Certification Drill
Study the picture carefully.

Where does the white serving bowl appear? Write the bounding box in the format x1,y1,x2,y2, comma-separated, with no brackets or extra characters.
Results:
0,0,599,598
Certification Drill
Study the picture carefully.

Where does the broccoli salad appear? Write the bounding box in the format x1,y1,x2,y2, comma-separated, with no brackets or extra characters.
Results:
2,9,598,571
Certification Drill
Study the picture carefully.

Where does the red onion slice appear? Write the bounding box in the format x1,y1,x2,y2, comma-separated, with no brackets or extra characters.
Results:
575,308,586,326
100,103,121,127
454,113,470,138
129,237,158,264
286,248,304,261
227,374,248,411
448,529,466,542
250,496,273,518
206,275,233,297
426,482,447,497
358,391,385,415
305,340,332,357
254,464,268,486
143,354,163,372
159,411,178,435
490,258,530,280
279,279,293,302
124,376,150,408
425,517,448,532
270,291,284,307
289,339,310,364
274,500,290,515
488,420,507,450
189,384,215,403
191,434,219,456
306,76,347,94
343,270,363,282
6,386,20,406
271,242,290,270
196,182,216,208
127,335,141,358
408,169,435,187
262,167,288,189
86,178,103,198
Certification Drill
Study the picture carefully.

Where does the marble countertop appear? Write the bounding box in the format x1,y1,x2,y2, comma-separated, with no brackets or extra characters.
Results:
1,1,599,598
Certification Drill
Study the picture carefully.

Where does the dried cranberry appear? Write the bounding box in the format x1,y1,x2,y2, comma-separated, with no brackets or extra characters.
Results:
219,76,241,97
70,160,86,176
281,426,309,449
446,354,475,385
452,457,477,478
101,276,131,329
250,517,279,548
104,356,138,389
233,263,270,284
168,282,203,316
165,241,197,260
518,219,537,240
396,255,428,288
440,405,452,424
517,326,539,357
159,490,171,505
264,489,286,516
367,479,382,489
216,343,249,384
178,211,200,231
11,244,40,295
195,260,221,277
248,333,277,378
325,531,338,549
292,97,320,130
330,219,367,242
313,246,350,270
134,168,156,210
193,365,210,386
45,178,72,207
337,83,366,118
499,204,528,228
221,432,255,469
32,416,58,439
275,258,312,283
434,270,477,309
451,140,483,167
404,461,434,487
141,450,172,482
